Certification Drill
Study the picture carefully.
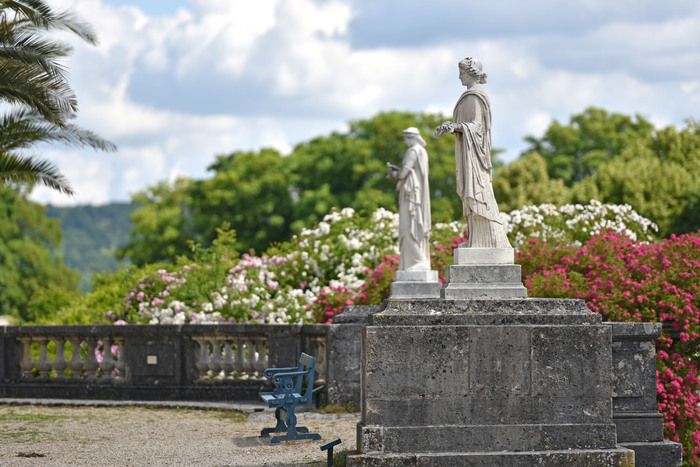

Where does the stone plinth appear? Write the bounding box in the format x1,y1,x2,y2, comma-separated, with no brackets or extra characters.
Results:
347,299,634,466
611,322,682,466
444,248,527,299
327,305,384,407
390,270,442,300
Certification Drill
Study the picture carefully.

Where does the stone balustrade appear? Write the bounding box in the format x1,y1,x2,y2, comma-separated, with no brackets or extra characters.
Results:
0,324,328,401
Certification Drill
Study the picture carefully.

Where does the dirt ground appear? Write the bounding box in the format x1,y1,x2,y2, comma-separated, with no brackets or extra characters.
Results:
0,405,359,466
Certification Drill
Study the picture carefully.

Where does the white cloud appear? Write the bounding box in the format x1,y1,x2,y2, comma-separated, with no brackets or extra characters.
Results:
30,0,700,206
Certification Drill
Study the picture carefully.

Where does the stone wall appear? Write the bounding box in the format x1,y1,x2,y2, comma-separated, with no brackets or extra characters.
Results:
0,324,327,401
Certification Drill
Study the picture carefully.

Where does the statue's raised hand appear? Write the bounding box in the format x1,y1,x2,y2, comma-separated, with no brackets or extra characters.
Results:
434,121,453,137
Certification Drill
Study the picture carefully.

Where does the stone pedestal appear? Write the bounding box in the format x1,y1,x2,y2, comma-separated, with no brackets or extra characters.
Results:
444,248,527,299
611,322,682,466
347,299,635,466
327,305,384,407
390,270,442,300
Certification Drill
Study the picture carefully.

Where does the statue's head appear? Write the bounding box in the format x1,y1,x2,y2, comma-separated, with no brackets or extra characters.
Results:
458,57,487,85
403,127,426,147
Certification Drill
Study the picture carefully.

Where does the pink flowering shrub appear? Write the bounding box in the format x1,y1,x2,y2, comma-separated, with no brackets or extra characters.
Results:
521,231,700,464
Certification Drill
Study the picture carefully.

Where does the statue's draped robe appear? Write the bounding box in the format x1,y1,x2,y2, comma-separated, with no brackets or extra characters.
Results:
397,143,432,271
453,85,512,248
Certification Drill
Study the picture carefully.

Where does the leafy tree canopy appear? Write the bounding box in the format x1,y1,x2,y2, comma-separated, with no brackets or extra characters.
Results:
0,186,78,321
121,112,464,265
523,108,700,235
121,108,700,266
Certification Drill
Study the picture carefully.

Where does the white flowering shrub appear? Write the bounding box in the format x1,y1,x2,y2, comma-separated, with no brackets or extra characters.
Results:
225,207,398,323
502,200,658,247
119,201,657,325
126,207,400,325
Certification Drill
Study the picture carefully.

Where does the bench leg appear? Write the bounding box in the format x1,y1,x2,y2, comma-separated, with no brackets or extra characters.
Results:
259,407,288,437
270,403,321,444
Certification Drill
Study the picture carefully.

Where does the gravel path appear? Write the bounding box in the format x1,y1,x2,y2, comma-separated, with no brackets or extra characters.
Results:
0,405,358,466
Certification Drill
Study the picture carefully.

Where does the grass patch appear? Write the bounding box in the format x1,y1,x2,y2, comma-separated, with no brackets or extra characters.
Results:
0,429,46,443
0,410,66,422
207,409,248,423
138,406,248,423
319,403,357,414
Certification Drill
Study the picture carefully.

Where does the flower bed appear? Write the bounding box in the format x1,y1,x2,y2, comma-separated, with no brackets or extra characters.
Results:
521,230,700,464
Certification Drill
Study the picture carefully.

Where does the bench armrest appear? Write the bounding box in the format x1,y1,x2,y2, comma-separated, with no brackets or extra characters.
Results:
264,366,300,379
272,370,308,384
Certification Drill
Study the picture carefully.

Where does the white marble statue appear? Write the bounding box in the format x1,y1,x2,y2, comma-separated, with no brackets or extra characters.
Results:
387,127,432,271
435,57,512,248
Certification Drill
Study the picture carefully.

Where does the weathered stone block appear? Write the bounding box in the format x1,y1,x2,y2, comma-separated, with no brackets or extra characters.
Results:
614,413,664,443
353,299,629,466
609,322,682,466
453,247,514,264
347,449,636,467
389,281,442,299
443,283,527,299
447,264,522,283
359,424,618,453
327,305,384,406
395,270,438,282
620,442,682,467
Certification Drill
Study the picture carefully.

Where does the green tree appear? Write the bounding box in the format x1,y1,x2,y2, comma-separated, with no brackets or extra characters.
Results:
118,178,193,266
0,186,78,321
0,0,114,194
288,111,460,231
493,152,571,212
524,107,654,185
121,111,469,265
571,129,700,235
192,149,293,254
519,109,700,236
121,149,294,266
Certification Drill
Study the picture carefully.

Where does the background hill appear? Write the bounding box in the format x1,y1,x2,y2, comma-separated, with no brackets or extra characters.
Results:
46,202,135,290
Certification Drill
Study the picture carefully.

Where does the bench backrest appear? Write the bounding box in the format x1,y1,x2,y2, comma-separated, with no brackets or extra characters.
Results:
298,352,316,404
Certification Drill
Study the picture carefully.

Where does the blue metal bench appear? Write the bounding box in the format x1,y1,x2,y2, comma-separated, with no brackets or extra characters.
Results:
259,352,322,444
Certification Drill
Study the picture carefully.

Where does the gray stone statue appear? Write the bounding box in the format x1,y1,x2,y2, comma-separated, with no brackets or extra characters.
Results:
435,57,511,248
386,127,441,299
387,127,432,271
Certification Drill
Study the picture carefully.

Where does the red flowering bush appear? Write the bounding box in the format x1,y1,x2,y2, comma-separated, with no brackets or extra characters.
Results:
521,231,700,464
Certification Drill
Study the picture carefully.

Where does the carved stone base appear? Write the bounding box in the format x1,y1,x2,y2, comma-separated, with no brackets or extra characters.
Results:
347,449,635,466
350,299,633,466
390,270,442,299
444,248,527,299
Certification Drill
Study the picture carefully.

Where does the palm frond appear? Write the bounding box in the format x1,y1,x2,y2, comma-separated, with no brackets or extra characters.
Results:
0,61,77,122
0,109,117,152
0,151,74,195
0,0,97,44
0,33,71,79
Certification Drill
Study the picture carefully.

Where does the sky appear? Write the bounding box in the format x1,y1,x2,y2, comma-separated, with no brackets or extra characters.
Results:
31,0,700,206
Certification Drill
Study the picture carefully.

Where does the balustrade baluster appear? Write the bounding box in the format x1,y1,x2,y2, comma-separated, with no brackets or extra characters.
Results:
314,337,327,385
222,340,234,379
114,337,126,382
69,337,83,379
245,339,256,378
19,337,33,379
194,338,210,380
210,339,222,378
254,338,267,379
84,338,99,380
100,337,115,383
53,337,67,379
234,338,244,379
36,337,51,380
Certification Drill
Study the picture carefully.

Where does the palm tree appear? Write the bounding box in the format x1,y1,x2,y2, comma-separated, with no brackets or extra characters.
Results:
0,0,116,195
